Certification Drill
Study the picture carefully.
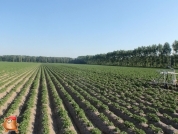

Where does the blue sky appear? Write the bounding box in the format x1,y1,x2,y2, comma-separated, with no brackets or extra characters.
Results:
0,0,178,58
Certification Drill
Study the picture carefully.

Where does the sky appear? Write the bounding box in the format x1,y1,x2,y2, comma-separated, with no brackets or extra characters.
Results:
0,0,178,58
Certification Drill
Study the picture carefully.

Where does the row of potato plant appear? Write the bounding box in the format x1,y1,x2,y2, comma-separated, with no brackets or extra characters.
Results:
0,67,39,132
0,67,31,85
44,66,103,134
45,65,123,134
0,66,32,86
44,67,77,134
18,67,41,134
60,65,178,127
40,67,53,134
0,67,38,93
0,62,36,80
0,68,37,107
46,64,172,133
49,65,148,134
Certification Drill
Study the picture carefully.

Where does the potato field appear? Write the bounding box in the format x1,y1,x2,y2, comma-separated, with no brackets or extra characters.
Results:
0,62,178,134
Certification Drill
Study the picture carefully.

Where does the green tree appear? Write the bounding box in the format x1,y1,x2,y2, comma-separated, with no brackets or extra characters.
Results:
163,42,171,67
172,40,178,67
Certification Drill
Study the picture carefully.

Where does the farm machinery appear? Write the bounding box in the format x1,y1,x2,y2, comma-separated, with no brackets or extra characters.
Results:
151,66,178,88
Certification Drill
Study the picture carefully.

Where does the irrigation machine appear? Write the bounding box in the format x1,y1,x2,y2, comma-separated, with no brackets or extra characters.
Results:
151,66,178,88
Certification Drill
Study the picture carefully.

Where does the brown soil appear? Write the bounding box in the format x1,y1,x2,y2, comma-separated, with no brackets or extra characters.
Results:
155,121,178,134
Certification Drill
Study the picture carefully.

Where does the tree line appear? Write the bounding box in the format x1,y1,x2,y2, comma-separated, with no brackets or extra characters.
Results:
1,40,178,68
0,55,73,63
71,40,178,68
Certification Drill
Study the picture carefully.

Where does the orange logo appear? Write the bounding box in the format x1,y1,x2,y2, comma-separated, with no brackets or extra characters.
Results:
1,115,19,133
